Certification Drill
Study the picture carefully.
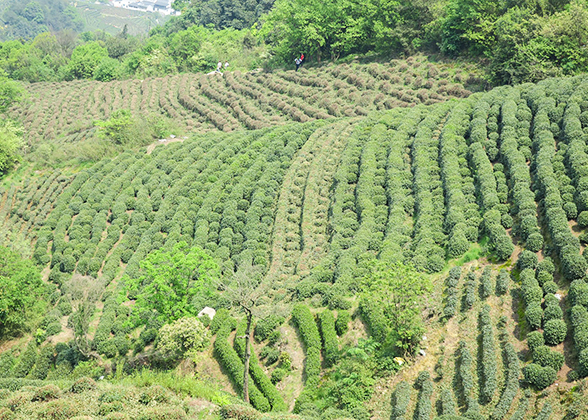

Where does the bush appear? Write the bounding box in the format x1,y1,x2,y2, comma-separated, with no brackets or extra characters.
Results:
254,315,285,342
480,267,493,299
533,346,564,371
32,384,60,401
220,404,261,420
525,304,543,331
479,306,497,403
291,304,321,350
37,400,78,420
29,345,54,380
523,363,556,390
542,281,558,295
578,211,588,228
139,385,169,404
578,348,588,377
536,270,553,286
517,250,538,270
542,302,563,323
495,270,509,296
390,381,410,420
527,331,545,352
157,317,209,359
12,342,37,378
490,342,519,420
317,310,338,367
69,377,96,393
526,233,544,252
413,371,433,420
543,319,567,345
270,368,288,384
335,310,351,336
137,407,187,420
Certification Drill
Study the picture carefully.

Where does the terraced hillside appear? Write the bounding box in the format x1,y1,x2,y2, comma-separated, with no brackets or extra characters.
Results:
10,56,479,146
4,72,588,419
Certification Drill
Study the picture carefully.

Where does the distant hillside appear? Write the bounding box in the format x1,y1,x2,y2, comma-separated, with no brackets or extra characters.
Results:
74,1,171,36
0,0,83,41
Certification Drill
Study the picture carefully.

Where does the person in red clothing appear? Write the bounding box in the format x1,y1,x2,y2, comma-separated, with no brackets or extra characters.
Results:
300,53,305,66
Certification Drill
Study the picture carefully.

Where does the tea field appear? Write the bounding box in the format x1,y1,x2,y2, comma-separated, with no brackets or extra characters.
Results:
3,67,588,419
10,56,479,147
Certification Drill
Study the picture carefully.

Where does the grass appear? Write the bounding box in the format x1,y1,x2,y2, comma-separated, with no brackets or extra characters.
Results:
115,370,233,406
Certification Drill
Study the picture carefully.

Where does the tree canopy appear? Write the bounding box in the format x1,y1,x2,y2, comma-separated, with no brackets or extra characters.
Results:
123,242,220,324
360,261,432,355
0,246,47,338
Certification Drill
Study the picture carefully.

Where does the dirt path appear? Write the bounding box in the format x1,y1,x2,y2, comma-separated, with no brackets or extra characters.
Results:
146,136,188,155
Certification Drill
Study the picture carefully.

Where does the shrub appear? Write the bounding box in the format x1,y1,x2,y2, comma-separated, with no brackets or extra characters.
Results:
578,348,588,377
542,302,563,323
29,345,54,380
542,281,558,295
495,270,509,296
390,381,410,420
254,315,285,342
38,400,78,419
270,368,288,384
479,306,497,403
536,271,553,286
526,233,544,252
69,377,96,393
517,250,538,270
318,310,338,367
157,317,209,359
12,342,37,378
137,407,187,420
533,346,564,371
578,211,588,228
480,266,493,299
490,342,519,420
464,270,477,310
413,371,433,420
523,364,556,390
543,319,567,345
536,258,555,275
139,385,169,404
527,331,545,352
335,310,351,336
32,384,60,402
525,303,543,331
291,305,321,349
220,404,261,420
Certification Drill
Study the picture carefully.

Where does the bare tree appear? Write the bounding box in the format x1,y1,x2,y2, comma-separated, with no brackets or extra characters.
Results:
222,265,267,404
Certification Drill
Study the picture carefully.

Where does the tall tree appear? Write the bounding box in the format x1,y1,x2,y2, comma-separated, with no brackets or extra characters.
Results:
222,265,267,404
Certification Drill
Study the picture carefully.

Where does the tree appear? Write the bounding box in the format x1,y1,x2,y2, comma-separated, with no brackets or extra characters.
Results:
0,70,24,112
360,261,432,355
0,246,47,338
157,317,210,360
0,120,24,175
123,242,220,324
222,265,267,405
66,41,108,79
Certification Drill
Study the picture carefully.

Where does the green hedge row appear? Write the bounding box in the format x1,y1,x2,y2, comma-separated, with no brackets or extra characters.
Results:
410,103,452,273
390,381,411,420
495,269,510,296
480,266,493,300
213,317,270,412
291,304,321,350
464,270,477,310
233,321,287,412
317,310,338,367
479,306,497,403
490,342,519,420
438,387,457,417
413,371,433,420
443,267,461,318
457,341,479,416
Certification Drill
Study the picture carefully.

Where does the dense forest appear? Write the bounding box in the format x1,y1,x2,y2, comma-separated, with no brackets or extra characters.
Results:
4,0,588,419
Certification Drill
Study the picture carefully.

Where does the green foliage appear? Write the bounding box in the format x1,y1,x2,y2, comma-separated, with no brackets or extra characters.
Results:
413,371,433,420
517,250,538,270
527,331,545,352
254,315,284,342
490,342,519,420
291,304,321,350
525,303,543,331
29,344,54,380
390,381,410,420
123,242,219,324
543,318,567,345
157,317,210,359
523,363,556,390
495,269,509,296
0,247,47,338
0,73,24,113
12,341,37,378
360,261,431,355
533,345,564,371
335,310,351,336
479,305,497,403
70,376,97,393
317,310,338,367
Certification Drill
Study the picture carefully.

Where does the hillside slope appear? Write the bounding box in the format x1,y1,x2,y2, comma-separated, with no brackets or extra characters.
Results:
3,72,588,419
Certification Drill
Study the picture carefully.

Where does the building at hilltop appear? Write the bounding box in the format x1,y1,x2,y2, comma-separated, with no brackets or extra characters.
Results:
111,0,180,15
